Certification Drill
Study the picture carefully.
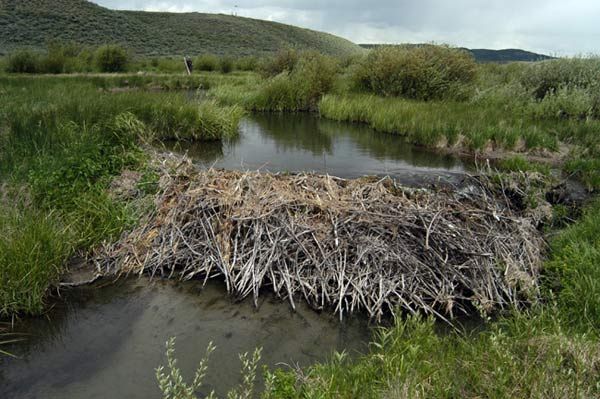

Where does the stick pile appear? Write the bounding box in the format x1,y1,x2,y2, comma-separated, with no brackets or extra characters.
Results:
95,158,544,321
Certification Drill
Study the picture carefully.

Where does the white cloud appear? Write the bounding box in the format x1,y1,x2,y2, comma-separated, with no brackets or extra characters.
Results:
95,0,600,55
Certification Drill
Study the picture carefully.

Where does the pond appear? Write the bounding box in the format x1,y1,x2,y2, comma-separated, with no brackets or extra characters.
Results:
163,113,469,187
1,113,468,399
0,279,370,399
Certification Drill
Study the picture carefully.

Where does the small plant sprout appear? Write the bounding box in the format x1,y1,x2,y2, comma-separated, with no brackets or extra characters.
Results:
156,337,216,399
156,337,263,399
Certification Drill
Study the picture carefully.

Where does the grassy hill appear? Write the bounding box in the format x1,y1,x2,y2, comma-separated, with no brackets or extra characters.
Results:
359,44,553,63
0,0,364,57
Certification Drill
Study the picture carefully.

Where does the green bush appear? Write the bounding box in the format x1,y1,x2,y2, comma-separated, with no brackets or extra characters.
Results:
195,54,219,71
521,58,600,99
95,45,129,73
7,42,97,74
260,48,299,77
352,45,477,100
219,57,234,74
5,50,39,73
39,42,81,74
235,56,259,71
253,51,338,111
529,85,597,120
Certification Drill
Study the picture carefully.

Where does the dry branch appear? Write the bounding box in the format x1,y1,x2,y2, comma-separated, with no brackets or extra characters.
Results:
95,157,544,321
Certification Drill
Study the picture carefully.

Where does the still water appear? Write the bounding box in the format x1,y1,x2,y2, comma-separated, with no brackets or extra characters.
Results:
1,114,467,399
0,279,370,399
164,113,469,186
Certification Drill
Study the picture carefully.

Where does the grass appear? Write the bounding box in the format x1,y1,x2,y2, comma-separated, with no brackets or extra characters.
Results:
0,204,70,315
263,313,599,398
0,0,364,58
0,76,244,316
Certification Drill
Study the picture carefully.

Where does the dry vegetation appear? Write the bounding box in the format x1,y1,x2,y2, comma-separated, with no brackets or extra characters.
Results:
96,156,545,322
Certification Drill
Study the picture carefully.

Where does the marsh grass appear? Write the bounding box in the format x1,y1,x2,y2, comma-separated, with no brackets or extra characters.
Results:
0,76,244,315
0,204,71,316
265,313,599,398
498,156,551,175
545,200,600,332
319,94,563,151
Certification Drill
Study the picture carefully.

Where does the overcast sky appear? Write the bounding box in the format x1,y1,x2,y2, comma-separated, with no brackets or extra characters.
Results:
94,0,599,55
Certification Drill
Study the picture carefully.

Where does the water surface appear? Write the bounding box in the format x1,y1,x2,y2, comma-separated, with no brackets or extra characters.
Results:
0,279,370,399
1,113,469,399
164,113,469,186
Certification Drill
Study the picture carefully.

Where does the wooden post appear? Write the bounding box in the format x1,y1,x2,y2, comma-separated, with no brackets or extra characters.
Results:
184,57,191,75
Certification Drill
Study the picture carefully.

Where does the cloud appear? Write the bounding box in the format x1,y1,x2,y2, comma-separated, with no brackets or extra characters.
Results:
95,0,600,55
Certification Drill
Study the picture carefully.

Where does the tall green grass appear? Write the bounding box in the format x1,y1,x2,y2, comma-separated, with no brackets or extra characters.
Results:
545,200,600,332
319,94,564,151
0,204,71,316
263,313,599,398
0,76,244,315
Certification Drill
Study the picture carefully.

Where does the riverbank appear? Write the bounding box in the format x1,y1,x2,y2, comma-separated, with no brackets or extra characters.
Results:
0,76,243,316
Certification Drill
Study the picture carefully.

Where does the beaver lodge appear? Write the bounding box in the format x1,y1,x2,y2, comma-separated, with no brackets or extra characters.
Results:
95,157,545,322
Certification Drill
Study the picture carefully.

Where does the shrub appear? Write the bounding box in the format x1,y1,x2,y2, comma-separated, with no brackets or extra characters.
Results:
292,51,338,108
235,56,259,71
352,45,477,100
5,50,39,73
253,51,338,111
260,48,299,77
95,45,129,73
219,57,234,74
529,85,597,120
521,58,600,99
39,42,80,74
195,54,219,71
156,338,262,399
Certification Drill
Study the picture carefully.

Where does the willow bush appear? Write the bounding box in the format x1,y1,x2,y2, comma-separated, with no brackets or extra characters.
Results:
351,45,477,100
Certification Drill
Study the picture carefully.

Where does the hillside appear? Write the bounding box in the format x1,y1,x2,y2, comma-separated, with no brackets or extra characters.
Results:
466,48,553,63
0,0,364,57
359,44,553,63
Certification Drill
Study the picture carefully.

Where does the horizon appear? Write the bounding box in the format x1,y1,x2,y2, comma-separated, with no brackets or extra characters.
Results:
93,0,600,56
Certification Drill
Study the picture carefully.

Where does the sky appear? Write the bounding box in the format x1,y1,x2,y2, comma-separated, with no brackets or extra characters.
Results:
94,0,600,55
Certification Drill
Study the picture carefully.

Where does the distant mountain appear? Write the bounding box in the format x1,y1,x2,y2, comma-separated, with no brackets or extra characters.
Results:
466,48,554,63
0,0,364,57
359,44,553,63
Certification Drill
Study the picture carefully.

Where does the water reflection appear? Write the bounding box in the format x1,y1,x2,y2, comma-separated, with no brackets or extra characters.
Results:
167,113,468,184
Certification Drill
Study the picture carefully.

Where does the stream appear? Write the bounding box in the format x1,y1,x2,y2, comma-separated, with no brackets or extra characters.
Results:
163,112,469,186
1,113,470,399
